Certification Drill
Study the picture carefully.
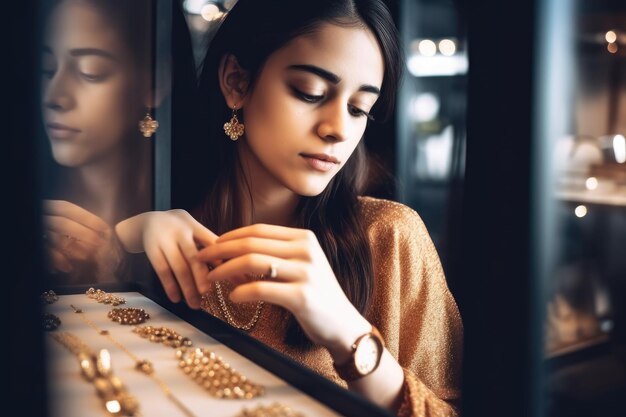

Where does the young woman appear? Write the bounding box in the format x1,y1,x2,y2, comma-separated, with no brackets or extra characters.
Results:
40,0,157,283
117,0,463,415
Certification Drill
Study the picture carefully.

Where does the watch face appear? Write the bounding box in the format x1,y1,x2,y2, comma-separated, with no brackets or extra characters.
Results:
354,335,380,375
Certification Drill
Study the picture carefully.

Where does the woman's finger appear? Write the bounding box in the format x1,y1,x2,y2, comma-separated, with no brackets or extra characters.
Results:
46,230,92,261
197,237,308,263
161,241,201,309
229,280,299,312
191,219,218,248
43,200,109,234
206,254,306,283
44,215,106,247
217,223,312,243
178,234,212,294
144,245,182,304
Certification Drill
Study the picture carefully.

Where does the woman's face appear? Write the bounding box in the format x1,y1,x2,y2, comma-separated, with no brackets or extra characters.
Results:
41,0,146,167
241,23,384,196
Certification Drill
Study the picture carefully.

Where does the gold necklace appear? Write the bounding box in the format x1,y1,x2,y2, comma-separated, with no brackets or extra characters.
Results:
213,278,264,331
50,331,141,416
70,304,198,417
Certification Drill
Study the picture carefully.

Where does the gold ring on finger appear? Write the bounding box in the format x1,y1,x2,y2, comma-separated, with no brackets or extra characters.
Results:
269,262,278,279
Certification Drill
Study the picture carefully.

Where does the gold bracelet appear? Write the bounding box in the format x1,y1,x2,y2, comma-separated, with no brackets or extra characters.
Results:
70,305,197,417
86,287,126,306
50,331,140,416
233,402,306,417
133,325,193,348
108,308,150,325
176,347,264,399
132,325,264,400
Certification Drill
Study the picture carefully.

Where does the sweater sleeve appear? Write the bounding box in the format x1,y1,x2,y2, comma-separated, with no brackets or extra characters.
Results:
360,197,463,417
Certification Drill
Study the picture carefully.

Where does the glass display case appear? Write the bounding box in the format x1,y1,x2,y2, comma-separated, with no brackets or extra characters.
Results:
534,0,626,415
396,0,467,287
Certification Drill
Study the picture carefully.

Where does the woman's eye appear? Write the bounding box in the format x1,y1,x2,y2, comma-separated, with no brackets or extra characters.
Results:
349,104,374,121
292,87,323,103
80,72,106,82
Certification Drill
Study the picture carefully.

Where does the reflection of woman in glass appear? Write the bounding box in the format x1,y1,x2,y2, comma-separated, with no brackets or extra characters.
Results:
40,0,154,283
118,0,463,415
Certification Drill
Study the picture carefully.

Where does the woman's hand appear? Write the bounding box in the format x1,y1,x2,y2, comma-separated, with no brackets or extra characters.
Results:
115,210,218,309
43,200,117,275
197,223,372,361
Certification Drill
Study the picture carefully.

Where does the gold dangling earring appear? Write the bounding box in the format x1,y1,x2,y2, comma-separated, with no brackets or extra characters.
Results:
223,105,245,141
139,108,159,138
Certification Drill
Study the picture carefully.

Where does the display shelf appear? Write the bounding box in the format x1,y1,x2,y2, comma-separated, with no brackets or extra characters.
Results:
44,285,394,417
556,189,626,207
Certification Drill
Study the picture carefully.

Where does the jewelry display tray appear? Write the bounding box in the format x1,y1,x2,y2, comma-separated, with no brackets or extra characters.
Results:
46,283,395,417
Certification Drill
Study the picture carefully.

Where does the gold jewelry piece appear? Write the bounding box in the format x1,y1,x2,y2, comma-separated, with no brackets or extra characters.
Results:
133,326,264,400
43,313,61,331
223,106,245,141
71,304,197,417
133,326,193,349
213,280,264,331
139,108,159,137
41,290,59,304
234,402,306,417
176,347,264,399
108,307,150,325
50,332,140,416
86,287,126,306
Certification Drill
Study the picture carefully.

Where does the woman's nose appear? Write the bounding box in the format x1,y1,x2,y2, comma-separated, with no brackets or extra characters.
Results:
316,100,350,143
43,69,75,112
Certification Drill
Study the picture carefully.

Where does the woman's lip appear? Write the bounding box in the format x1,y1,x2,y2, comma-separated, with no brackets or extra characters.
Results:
47,122,81,132
46,123,81,140
301,155,338,172
300,153,340,163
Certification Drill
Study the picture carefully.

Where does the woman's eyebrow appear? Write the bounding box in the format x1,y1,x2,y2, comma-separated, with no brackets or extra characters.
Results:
288,64,340,83
69,48,117,61
287,64,380,95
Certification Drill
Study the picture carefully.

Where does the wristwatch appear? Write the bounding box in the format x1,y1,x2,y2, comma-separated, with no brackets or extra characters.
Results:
333,325,385,381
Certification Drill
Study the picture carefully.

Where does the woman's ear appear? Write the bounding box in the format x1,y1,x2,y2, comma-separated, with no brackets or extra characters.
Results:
218,54,250,108
141,71,168,110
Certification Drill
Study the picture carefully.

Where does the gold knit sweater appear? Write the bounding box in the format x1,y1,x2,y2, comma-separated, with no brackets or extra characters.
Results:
201,196,464,417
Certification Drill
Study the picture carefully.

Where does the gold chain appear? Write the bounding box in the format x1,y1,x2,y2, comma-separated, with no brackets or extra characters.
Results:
86,287,126,306
234,402,306,417
133,326,193,348
50,331,141,416
108,307,151,325
213,278,264,331
69,305,198,417
133,325,264,400
176,347,264,399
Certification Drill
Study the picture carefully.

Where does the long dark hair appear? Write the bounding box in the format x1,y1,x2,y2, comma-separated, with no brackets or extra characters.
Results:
194,0,402,348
